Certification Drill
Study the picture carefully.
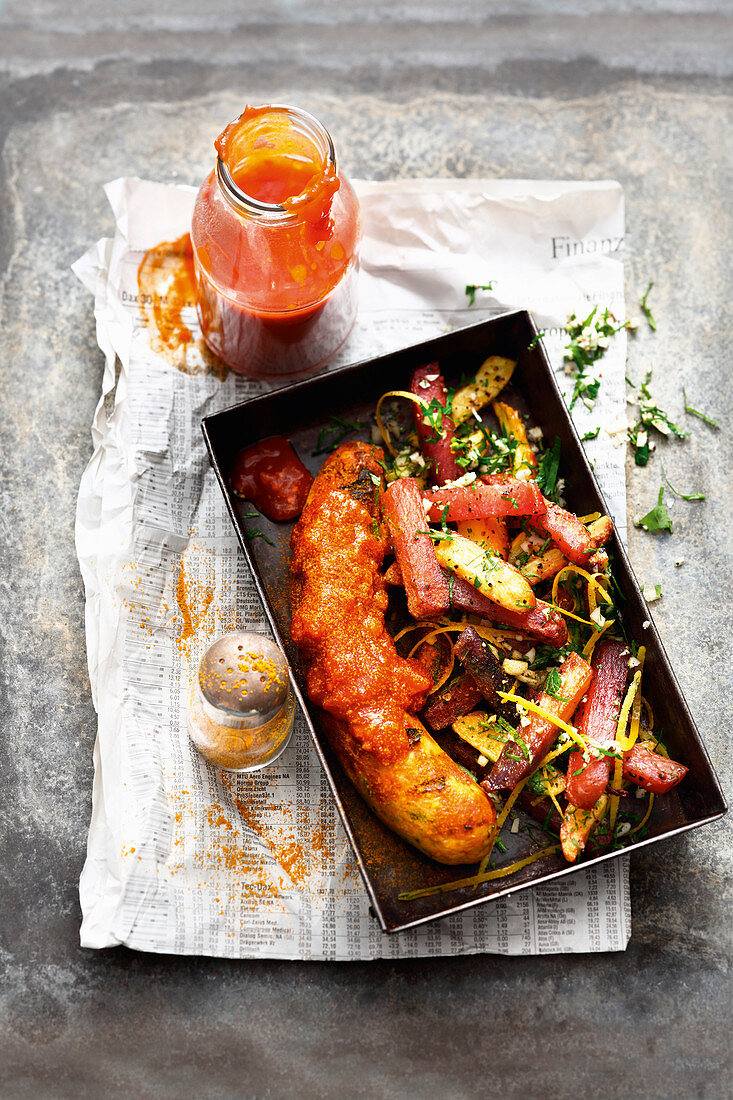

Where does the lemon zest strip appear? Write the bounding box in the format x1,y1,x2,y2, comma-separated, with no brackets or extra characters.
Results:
398,845,561,900
375,390,427,457
609,669,642,831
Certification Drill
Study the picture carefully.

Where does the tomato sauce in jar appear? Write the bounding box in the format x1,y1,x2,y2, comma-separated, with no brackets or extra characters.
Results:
191,105,361,377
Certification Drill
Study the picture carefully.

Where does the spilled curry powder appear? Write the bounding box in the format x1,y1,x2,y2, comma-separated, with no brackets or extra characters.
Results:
137,233,228,378
176,556,215,661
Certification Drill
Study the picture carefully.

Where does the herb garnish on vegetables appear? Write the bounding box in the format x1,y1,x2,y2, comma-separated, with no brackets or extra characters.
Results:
535,436,562,500
544,667,570,701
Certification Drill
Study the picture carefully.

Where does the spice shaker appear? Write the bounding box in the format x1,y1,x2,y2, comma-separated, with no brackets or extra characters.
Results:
186,631,294,772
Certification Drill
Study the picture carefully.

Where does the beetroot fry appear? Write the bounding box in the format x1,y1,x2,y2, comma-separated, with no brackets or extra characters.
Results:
445,572,568,647
533,501,613,566
484,652,593,792
421,673,484,731
410,363,461,485
424,474,546,522
565,640,630,810
383,477,450,620
623,744,688,794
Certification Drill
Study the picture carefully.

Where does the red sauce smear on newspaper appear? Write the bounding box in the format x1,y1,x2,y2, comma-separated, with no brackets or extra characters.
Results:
230,436,313,522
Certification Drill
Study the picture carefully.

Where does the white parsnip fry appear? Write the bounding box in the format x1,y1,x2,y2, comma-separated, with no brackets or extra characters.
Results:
560,795,609,863
451,356,516,424
456,517,509,559
508,530,568,586
492,401,538,480
434,534,536,612
452,712,507,763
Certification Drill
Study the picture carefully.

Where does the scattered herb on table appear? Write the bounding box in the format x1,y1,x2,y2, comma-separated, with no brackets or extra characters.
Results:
465,282,496,306
682,387,720,430
662,467,706,502
634,487,673,534
628,369,687,465
582,427,600,441
639,280,657,331
564,306,631,411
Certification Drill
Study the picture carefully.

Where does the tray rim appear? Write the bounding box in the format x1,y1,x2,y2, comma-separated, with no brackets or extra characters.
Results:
202,310,727,933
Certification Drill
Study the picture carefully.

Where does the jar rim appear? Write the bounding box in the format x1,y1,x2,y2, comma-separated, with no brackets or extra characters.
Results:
215,104,337,221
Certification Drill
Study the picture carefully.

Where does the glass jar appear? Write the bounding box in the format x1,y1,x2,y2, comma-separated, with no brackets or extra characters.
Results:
190,104,361,377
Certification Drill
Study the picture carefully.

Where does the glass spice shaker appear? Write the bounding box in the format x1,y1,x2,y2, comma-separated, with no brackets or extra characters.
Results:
186,632,295,772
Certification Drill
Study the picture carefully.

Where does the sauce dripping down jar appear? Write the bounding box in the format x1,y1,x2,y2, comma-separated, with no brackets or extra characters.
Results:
190,104,361,377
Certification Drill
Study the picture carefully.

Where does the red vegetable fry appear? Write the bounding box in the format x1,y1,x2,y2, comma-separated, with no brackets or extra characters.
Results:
565,753,610,812
622,744,688,794
424,475,546,522
421,673,483,731
410,363,461,485
483,652,593,792
445,572,568,647
565,640,630,810
382,477,450,620
533,501,612,566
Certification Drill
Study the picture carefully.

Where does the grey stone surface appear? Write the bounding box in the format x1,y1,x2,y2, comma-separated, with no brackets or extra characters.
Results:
0,3,731,1097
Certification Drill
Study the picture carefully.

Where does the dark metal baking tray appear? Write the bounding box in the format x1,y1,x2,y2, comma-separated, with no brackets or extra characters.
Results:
202,310,726,934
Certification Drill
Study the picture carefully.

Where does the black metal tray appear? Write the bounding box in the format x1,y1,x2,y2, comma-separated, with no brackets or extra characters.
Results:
202,310,726,933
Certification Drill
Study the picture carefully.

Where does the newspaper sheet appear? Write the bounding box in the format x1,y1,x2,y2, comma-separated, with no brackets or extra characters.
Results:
74,176,631,958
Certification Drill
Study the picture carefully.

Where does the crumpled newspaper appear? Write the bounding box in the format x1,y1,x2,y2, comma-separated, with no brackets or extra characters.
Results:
73,176,630,958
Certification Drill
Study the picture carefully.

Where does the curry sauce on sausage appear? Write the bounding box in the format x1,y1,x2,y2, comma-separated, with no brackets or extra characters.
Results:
290,441,497,864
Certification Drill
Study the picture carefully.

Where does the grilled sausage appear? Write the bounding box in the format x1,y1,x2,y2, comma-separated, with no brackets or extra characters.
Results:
290,442,496,864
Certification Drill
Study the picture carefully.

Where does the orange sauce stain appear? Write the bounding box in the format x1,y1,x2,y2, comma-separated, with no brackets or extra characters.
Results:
137,233,228,378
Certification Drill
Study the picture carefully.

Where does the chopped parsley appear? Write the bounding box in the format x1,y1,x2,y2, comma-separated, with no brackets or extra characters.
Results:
465,282,496,306
582,427,600,441
564,307,630,411
535,436,562,500
639,280,657,331
451,420,520,477
662,467,705,502
628,370,687,465
530,643,573,671
635,487,673,534
543,667,569,701
313,416,365,456
420,392,455,445
514,733,531,760
244,528,274,546
682,387,720,430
